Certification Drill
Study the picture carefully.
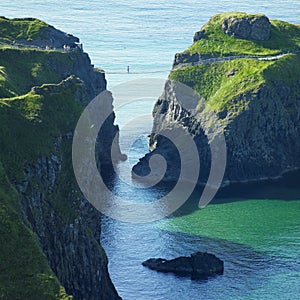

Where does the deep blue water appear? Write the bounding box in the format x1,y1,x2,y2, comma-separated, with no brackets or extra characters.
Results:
2,1,300,299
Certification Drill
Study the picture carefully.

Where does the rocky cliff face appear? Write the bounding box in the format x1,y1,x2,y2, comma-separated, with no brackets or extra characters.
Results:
134,79,300,186
0,18,121,300
15,133,120,300
133,13,300,189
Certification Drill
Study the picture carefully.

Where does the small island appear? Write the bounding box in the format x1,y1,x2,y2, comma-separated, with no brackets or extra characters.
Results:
143,252,224,280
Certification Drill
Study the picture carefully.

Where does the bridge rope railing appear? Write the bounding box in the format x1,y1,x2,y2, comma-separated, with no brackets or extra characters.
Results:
101,50,300,74
1,39,299,75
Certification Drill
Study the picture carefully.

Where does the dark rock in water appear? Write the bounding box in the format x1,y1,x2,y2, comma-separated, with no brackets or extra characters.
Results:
142,252,224,279
222,15,271,40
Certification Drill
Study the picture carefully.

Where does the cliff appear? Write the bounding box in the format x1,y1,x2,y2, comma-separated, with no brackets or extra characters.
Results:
0,18,121,299
133,13,300,189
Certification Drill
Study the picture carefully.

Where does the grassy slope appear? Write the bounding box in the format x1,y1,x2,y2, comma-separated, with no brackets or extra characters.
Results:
0,17,49,44
0,162,71,300
0,18,89,299
171,54,300,113
187,12,300,57
171,13,300,114
0,48,73,98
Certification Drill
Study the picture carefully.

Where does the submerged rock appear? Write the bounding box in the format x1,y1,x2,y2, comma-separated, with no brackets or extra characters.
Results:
142,252,224,279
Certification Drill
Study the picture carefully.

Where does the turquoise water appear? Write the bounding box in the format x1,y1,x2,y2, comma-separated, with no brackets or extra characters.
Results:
2,1,300,299
101,198,300,300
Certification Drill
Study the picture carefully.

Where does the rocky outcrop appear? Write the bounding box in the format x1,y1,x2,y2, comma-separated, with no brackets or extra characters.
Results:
134,14,300,189
222,15,271,40
193,29,205,42
12,17,80,49
43,49,106,103
173,52,199,67
142,252,224,279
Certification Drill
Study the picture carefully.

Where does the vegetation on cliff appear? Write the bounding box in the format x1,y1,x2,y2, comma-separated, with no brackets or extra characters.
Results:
0,162,71,299
0,47,82,300
171,54,300,114
0,17,50,44
135,13,300,186
0,17,119,300
187,12,300,57
171,13,300,115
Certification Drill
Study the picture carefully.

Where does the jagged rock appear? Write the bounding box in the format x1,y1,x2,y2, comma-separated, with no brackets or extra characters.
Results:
173,52,199,67
222,15,271,40
142,252,224,279
16,143,121,300
193,29,205,42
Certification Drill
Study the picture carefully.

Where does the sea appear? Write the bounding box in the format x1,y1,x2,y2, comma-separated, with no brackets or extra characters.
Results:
2,1,300,299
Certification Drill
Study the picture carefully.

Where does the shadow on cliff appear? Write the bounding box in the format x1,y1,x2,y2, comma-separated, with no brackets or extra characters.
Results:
171,169,300,217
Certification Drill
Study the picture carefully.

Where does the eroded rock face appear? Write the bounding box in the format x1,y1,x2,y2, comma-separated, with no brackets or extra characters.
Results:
16,136,121,300
222,15,271,40
133,78,300,187
142,252,224,279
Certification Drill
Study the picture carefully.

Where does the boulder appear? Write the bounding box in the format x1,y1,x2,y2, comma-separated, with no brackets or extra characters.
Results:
173,52,199,67
142,252,224,279
222,15,271,40
193,29,206,42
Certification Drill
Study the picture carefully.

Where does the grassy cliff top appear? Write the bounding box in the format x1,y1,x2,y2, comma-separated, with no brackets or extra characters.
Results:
187,12,300,57
0,17,79,50
171,13,300,115
0,17,49,44
171,54,300,114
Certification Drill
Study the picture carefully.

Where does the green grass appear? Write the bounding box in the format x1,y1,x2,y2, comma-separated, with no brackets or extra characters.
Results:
0,78,83,183
187,12,300,57
0,48,74,98
0,76,86,297
0,162,72,299
170,53,300,113
0,17,49,45
0,19,100,299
